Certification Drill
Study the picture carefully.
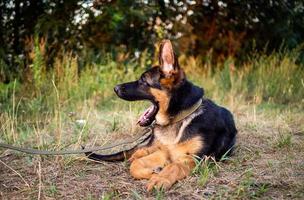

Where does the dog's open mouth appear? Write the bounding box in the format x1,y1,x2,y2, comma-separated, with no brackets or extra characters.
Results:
137,104,158,127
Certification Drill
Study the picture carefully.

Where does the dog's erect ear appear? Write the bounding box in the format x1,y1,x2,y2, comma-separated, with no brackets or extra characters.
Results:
159,40,179,76
158,40,184,89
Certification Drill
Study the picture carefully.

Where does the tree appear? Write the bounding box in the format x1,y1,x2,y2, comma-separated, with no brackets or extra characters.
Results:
0,0,303,82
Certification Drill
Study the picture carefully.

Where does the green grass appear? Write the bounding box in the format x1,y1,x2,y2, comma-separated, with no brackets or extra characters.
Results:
0,49,303,146
45,183,58,197
102,191,119,200
153,187,165,200
0,47,304,199
4,54,304,148
275,133,292,148
192,157,219,187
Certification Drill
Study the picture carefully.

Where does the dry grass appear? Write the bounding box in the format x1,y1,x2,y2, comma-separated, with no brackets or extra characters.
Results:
1,101,303,199
1,50,304,199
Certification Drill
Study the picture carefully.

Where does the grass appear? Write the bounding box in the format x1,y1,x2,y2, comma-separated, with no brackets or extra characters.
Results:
275,133,292,149
192,157,219,187
0,47,304,199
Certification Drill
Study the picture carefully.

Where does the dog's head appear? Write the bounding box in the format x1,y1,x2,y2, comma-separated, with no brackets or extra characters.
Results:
114,40,203,126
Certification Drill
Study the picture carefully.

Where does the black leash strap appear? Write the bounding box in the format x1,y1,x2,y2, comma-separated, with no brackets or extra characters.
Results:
0,128,152,155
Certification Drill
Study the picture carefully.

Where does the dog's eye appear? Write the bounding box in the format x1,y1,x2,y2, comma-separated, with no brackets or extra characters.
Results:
139,78,149,86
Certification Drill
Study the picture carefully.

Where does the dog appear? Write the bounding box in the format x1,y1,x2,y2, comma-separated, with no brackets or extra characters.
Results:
87,40,237,191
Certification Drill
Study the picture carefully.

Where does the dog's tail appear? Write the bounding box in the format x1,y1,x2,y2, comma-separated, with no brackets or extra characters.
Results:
84,147,137,162
84,132,153,162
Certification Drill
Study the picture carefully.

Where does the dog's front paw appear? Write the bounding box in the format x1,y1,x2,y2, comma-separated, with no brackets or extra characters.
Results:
146,175,172,192
129,149,148,162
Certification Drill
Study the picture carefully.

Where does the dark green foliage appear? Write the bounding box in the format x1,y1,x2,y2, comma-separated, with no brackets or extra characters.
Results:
0,0,303,82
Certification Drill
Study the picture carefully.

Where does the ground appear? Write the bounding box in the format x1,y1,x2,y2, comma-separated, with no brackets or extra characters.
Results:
1,103,303,200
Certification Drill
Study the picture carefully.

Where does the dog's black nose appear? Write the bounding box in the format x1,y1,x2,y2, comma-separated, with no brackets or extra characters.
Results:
114,85,125,94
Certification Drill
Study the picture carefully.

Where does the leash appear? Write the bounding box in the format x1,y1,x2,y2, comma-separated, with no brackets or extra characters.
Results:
0,99,203,156
0,127,153,155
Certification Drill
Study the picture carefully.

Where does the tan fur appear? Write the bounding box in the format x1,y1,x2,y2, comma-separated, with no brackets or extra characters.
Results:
150,88,170,125
160,69,185,89
167,136,203,162
158,39,185,89
159,40,175,68
129,143,161,162
153,104,203,145
159,40,178,88
130,149,170,179
130,136,203,191
160,76,175,89
154,123,181,145
146,159,195,191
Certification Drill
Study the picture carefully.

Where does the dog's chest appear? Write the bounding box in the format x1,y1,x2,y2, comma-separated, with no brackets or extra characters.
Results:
153,107,203,145
153,123,182,145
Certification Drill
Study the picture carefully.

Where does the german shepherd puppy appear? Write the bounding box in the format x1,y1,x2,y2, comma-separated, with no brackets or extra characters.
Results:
87,40,237,191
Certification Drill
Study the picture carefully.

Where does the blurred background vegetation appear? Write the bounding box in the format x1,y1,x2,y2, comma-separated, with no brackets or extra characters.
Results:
0,0,303,124
1,0,304,81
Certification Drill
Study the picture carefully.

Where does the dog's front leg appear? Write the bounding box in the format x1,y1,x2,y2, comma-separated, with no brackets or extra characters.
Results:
129,141,161,162
130,149,170,179
129,147,154,162
146,155,195,191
